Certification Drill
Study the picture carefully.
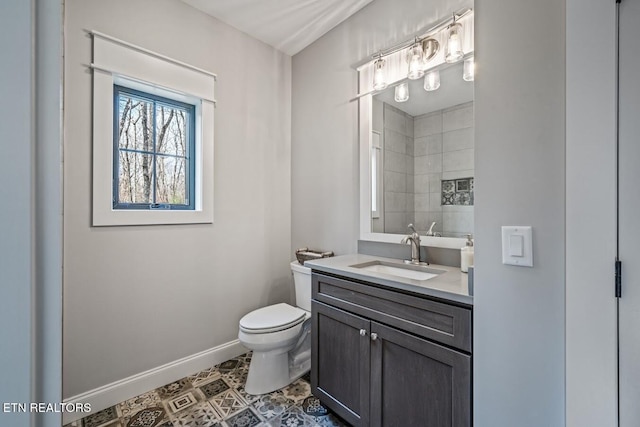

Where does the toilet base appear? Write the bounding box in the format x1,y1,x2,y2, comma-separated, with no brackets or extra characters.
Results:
243,338,311,395
245,349,292,395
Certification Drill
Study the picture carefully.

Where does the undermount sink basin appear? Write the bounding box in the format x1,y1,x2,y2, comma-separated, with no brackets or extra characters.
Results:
350,261,447,281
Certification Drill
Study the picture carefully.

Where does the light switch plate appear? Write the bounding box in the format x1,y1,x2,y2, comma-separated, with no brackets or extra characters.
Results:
502,226,533,267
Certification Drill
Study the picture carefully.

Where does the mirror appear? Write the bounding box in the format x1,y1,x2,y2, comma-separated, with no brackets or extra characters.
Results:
358,13,474,248
371,63,474,238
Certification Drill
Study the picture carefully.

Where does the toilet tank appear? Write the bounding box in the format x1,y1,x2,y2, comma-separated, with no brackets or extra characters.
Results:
290,261,311,312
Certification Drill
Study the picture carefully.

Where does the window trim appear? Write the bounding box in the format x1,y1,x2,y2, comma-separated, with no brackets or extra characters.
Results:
371,130,382,219
112,85,196,211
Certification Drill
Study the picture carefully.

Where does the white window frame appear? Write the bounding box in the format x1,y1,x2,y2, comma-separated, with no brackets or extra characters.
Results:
91,31,215,226
371,130,382,218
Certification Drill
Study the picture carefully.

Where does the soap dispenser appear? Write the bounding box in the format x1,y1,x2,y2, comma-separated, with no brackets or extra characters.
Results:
461,234,474,273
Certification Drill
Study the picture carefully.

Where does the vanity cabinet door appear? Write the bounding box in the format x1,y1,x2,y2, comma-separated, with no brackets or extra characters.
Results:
312,301,370,426
369,322,471,427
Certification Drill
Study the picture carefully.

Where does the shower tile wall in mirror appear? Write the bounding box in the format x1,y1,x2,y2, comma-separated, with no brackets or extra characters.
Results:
371,65,474,238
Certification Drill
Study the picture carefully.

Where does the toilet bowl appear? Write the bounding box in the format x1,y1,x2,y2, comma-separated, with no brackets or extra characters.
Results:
238,261,312,395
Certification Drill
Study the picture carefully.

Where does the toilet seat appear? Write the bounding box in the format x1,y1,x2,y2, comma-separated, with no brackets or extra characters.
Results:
239,303,306,334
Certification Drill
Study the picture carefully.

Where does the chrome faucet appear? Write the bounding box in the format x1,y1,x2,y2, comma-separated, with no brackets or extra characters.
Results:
401,223,424,265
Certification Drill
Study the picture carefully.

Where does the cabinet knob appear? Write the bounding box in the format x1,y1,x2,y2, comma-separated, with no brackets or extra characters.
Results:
359,329,367,337
371,333,378,341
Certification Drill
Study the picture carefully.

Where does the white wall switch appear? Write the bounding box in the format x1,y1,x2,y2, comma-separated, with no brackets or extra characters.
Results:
502,226,533,267
509,234,524,256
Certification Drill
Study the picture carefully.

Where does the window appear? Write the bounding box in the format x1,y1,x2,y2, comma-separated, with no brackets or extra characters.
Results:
113,86,195,210
91,31,215,226
371,131,382,218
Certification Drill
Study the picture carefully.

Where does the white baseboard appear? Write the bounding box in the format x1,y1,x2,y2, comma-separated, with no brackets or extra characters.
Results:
62,339,246,425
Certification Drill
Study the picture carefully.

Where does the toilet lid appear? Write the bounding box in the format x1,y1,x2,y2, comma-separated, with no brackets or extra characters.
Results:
239,303,306,334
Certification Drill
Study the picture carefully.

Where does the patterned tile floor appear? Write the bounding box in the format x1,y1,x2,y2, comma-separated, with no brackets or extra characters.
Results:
65,353,349,427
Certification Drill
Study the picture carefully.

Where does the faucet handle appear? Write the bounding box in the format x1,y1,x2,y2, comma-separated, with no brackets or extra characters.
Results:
407,223,417,234
426,221,437,236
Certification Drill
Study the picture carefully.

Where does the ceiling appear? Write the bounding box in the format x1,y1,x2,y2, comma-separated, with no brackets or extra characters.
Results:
180,0,373,56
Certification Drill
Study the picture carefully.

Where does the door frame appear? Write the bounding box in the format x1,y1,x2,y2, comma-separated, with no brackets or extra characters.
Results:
566,0,618,425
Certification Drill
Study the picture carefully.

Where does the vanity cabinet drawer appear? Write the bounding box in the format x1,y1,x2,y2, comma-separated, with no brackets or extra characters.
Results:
312,272,472,352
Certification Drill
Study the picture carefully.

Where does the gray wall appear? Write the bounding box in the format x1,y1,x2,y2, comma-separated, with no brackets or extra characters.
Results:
0,1,35,425
291,0,470,256
64,0,292,398
474,1,565,426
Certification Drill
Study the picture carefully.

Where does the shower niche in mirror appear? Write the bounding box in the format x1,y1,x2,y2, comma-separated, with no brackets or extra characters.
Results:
359,8,474,244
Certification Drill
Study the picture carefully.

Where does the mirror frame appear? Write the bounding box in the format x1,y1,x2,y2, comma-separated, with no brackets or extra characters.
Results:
358,91,468,250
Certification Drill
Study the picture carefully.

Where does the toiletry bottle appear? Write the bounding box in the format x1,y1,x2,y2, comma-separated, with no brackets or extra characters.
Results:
461,234,474,273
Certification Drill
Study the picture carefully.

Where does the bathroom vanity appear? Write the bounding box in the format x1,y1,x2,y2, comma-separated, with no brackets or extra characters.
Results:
305,254,472,427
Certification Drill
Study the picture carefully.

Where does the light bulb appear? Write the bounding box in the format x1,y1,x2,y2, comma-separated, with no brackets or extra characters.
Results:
463,57,475,81
372,57,387,90
445,22,464,63
394,82,409,103
407,43,425,80
423,70,440,91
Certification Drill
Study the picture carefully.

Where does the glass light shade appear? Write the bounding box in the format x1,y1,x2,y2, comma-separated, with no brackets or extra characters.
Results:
407,43,425,80
445,22,464,63
463,57,475,81
372,58,387,90
394,82,409,103
423,70,440,91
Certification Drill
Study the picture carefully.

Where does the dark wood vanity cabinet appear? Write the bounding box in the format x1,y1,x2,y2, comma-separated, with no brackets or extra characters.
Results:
311,272,472,427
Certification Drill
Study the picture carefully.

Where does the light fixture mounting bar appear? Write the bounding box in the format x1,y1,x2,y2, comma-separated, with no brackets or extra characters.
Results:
352,7,472,70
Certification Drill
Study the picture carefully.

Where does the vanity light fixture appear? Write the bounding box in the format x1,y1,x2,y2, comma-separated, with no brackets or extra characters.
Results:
423,70,440,91
445,14,464,63
372,54,387,90
355,8,473,100
463,57,475,81
407,39,425,80
395,82,409,102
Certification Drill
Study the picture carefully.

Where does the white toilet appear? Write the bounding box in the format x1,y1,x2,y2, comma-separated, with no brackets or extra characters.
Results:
238,261,312,395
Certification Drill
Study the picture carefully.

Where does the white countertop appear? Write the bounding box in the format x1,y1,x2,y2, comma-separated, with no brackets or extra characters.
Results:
305,254,473,306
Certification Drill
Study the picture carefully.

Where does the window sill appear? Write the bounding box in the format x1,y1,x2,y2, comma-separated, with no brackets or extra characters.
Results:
92,208,213,227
